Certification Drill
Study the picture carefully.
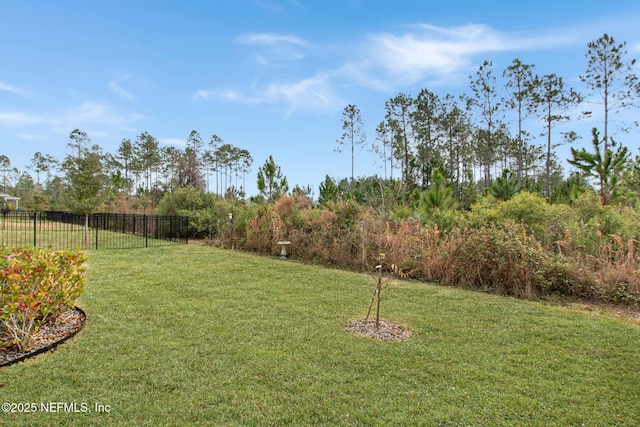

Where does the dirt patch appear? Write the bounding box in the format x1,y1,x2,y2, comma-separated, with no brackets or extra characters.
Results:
0,308,86,367
345,319,413,342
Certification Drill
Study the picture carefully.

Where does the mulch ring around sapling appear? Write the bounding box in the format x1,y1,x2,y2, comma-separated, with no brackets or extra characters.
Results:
0,307,86,367
345,319,413,342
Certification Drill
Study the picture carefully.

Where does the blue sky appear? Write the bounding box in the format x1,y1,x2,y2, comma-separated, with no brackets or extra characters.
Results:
1,0,639,197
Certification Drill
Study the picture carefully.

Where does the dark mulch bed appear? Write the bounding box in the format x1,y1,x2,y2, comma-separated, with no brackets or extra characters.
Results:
345,318,413,341
0,308,86,367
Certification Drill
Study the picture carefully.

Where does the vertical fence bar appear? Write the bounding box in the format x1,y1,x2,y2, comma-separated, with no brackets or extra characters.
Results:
33,211,37,247
95,214,99,250
144,214,148,248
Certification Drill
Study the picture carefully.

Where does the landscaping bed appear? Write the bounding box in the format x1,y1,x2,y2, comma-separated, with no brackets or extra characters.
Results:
0,307,86,367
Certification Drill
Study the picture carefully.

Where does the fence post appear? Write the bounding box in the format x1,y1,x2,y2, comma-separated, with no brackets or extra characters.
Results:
96,214,99,250
33,212,37,247
144,214,148,248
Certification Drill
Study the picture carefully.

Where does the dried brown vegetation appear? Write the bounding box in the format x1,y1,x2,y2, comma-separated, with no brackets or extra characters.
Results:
216,193,640,305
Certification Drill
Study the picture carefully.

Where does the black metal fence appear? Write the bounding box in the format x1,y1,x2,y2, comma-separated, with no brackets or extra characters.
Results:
0,211,189,250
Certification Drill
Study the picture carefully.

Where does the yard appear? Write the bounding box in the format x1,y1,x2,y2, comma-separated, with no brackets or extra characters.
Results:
1,244,639,426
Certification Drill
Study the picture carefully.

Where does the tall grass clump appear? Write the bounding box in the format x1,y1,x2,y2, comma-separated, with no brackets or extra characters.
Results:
580,234,640,302
430,223,573,298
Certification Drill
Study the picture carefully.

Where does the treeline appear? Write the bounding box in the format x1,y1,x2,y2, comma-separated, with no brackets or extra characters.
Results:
341,33,639,205
0,129,254,213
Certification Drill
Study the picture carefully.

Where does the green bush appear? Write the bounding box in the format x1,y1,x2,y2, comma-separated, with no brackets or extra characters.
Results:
157,186,219,238
468,192,578,250
0,247,86,350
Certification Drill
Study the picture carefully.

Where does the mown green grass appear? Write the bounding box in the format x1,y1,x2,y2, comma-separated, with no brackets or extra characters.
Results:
2,245,639,426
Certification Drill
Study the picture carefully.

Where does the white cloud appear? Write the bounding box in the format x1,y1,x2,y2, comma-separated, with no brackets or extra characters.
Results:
198,74,340,114
109,74,134,100
236,33,308,47
193,89,213,100
0,82,19,94
62,102,120,124
0,81,29,96
265,74,338,113
68,102,144,123
54,102,145,137
237,32,309,64
193,88,264,104
17,133,38,140
218,89,265,104
0,112,46,126
0,102,144,137
348,23,576,89
0,102,147,139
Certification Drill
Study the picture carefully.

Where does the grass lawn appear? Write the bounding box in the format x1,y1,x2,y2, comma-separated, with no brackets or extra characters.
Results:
1,244,639,426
